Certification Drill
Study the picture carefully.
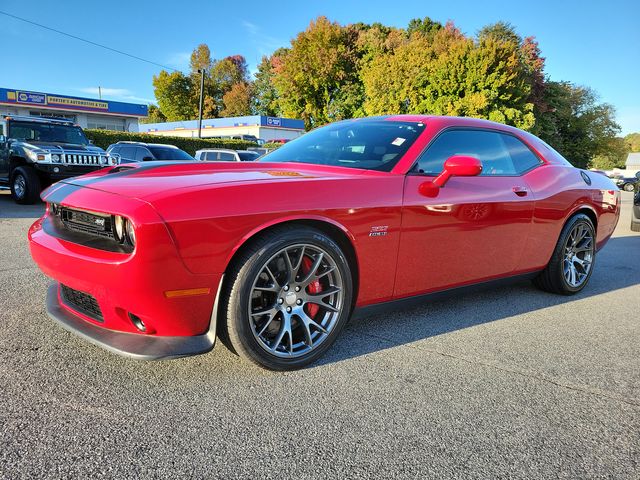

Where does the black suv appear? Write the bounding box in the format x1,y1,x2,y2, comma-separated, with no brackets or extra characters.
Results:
106,141,194,163
0,115,116,204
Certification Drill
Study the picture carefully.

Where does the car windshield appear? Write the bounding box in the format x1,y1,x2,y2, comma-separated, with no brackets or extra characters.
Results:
148,146,194,161
238,151,260,161
259,120,425,171
9,121,89,145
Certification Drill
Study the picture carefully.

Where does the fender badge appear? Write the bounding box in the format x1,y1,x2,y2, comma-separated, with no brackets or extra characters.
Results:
369,225,388,237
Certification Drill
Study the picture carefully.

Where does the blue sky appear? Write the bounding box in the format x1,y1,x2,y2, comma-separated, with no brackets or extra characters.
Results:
1,0,638,134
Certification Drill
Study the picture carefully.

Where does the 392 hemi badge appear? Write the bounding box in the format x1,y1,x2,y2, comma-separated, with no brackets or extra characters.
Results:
369,225,388,237
94,217,106,228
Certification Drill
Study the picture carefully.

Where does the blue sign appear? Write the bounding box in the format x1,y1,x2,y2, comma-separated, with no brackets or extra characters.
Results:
266,117,282,127
17,91,47,105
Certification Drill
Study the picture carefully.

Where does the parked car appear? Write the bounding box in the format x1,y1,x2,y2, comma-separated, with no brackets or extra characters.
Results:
106,142,194,163
268,138,290,144
0,115,117,204
615,176,638,192
247,147,274,157
29,115,620,370
194,149,260,162
632,190,640,232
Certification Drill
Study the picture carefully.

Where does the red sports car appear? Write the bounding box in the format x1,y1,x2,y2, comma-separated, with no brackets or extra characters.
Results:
28,116,620,370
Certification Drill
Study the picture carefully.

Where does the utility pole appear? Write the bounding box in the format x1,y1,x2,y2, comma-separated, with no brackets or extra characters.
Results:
98,86,102,99
197,69,205,138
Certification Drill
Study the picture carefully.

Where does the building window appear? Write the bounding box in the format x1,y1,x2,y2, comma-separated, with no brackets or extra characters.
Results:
87,121,125,131
29,111,76,122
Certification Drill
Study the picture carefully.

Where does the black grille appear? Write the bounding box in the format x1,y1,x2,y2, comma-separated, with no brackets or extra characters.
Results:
60,284,104,322
58,207,114,239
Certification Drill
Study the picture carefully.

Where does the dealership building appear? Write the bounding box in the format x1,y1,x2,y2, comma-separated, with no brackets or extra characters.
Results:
140,115,305,142
0,87,148,132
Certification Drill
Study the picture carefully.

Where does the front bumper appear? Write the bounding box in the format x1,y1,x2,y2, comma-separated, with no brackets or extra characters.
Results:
46,284,216,360
34,163,104,180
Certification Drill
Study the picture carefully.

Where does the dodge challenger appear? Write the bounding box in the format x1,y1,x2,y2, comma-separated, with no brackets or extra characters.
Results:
28,116,621,370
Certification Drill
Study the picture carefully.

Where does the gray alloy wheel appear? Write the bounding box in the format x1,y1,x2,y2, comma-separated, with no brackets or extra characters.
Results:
624,183,635,192
13,173,26,200
562,222,594,288
10,166,41,205
221,226,353,370
533,213,596,295
248,244,344,358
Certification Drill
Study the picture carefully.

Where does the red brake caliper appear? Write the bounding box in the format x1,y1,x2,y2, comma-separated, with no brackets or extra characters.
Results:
301,256,321,318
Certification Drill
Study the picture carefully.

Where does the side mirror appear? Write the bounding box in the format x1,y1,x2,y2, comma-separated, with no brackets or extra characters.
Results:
432,155,482,188
142,156,154,162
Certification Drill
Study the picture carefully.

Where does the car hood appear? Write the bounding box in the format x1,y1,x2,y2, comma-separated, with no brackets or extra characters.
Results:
20,140,105,153
55,161,370,201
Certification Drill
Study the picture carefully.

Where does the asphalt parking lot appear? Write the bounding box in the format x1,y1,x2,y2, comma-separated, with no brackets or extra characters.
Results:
0,190,638,479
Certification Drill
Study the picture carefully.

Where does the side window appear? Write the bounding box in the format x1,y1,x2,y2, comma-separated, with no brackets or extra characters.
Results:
135,147,152,161
204,152,217,161
218,152,235,161
501,135,542,173
415,129,539,176
120,146,136,161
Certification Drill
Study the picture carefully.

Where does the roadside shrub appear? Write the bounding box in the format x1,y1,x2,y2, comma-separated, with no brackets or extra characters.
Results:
262,142,284,150
85,130,257,156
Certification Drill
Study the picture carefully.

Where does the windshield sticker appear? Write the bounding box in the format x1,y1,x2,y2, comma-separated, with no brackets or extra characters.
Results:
391,137,406,146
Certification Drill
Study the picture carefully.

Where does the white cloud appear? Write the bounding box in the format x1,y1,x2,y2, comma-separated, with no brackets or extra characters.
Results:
166,51,191,70
240,19,287,68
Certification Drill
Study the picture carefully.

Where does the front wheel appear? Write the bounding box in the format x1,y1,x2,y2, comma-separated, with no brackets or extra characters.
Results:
221,226,353,370
533,213,596,295
10,166,41,204
623,183,635,192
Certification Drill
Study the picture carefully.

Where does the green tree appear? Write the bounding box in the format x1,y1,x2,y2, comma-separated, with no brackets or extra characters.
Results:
152,70,193,121
190,43,213,73
590,137,628,170
273,16,361,128
537,81,621,168
140,104,166,124
625,132,640,152
407,16,442,38
252,51,285,116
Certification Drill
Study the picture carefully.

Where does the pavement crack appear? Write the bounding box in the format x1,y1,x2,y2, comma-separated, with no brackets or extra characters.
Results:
353,329,640,408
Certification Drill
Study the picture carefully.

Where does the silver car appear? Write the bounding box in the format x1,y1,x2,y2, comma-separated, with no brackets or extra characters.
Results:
194,149,261,162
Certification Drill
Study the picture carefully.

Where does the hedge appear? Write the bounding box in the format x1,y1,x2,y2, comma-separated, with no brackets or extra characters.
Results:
85,129,257,156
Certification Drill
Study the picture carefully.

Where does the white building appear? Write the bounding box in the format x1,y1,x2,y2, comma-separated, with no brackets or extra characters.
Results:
0,87,148,132
139,115,305,142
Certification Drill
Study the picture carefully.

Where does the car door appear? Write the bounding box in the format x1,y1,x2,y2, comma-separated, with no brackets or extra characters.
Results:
394,128,541,298
0,121,8,180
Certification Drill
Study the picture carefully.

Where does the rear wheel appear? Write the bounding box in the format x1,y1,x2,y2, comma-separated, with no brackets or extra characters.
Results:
221,226,353,370
10,166,41,204
624,183,635,192
533,214,596,295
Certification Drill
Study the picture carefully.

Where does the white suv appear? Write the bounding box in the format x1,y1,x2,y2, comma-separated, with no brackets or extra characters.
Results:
194,149,261,162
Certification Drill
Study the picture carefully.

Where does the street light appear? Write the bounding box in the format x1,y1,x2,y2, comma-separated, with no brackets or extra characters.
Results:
197,68,206,138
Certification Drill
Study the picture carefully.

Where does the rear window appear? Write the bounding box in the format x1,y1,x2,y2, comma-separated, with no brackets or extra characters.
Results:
148,146,194,161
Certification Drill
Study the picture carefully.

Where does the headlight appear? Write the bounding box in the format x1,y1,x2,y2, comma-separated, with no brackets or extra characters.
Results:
125,220,136,245
51,154,61,163
114,215,125,242
26,150,48,162
113,215,136,246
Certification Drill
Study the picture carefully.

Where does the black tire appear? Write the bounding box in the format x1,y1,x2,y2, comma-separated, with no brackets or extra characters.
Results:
220,226,353,370
533,213,596,295
623,183,635,192
10,166,41,205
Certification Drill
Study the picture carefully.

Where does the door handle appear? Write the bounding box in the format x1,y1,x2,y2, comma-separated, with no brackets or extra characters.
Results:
512,186,528,197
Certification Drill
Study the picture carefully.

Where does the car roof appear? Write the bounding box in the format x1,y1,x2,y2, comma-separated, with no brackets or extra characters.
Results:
115,141,179,148
195,148,237,153
2,114,75,125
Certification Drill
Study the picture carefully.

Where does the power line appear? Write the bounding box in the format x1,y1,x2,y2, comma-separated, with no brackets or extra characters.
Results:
0,10,178,72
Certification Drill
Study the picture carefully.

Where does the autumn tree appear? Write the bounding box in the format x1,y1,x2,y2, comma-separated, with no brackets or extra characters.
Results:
140,104,166,124
222,82,253,117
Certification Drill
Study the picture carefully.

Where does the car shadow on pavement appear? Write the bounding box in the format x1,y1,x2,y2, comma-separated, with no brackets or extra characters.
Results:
0,191,45,219
316,234,640,368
